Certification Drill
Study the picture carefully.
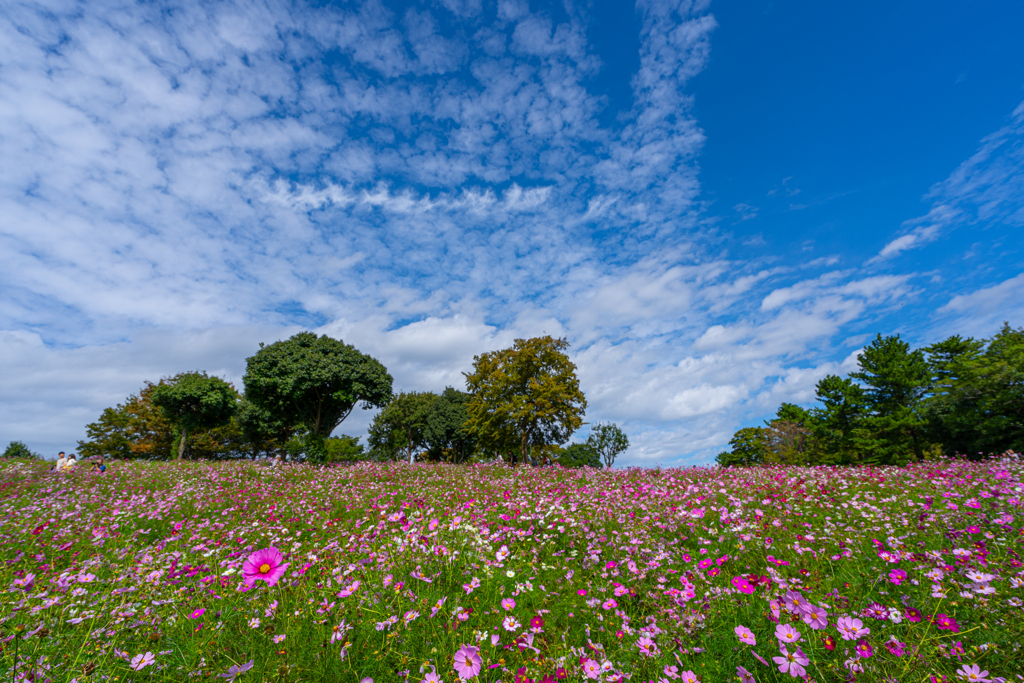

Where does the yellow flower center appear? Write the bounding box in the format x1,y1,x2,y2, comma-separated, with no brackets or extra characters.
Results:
260,563,271,574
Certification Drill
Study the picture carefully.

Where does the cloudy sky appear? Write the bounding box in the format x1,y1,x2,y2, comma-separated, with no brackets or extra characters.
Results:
2,0,1023,465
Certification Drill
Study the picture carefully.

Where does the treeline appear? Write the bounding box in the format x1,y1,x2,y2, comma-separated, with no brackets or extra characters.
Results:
73,332,630,467
717,322,1024,467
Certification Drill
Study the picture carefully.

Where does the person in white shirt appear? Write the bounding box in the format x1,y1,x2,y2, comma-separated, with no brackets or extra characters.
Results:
65,454,77,469
55,452,67,471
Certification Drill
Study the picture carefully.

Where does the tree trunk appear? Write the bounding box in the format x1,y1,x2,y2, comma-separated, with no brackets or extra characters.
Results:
177,427,188,460
519,432,528,467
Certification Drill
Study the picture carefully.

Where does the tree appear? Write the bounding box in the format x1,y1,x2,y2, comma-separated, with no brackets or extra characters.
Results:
243,332,393,463
2,441,40,460
811,375,868,464
424,387,476,463
849,334,930,464
367,391,438,463
923,323,1024,457
587,422,629,468
715,427,769,467
79,382,175,460
324,435,366,463
464,336,587,465
151,372,238,460
236,399,293,459
554,442,601,468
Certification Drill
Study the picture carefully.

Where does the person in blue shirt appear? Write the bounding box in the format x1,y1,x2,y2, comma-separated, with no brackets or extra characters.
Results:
90,456,107,473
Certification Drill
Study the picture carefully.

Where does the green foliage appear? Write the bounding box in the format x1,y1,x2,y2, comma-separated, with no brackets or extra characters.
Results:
923,323,1024,457
724,322,1023,467
715,427,769,467
2,441,40,460
554,442,601,468
243,332,393,463
423,387,476,463
849,334,930,465
235,399,293,459
586,422,629,468
324,435,366,463
367,391,438,462
464,336,587,465
151,371,238,460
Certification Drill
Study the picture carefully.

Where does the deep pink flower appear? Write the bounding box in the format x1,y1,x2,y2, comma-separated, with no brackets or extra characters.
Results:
190,608,205,619
732,576,755,594
934,614,960,632
453,644,482,680
855,639,873,658
242,547,289,588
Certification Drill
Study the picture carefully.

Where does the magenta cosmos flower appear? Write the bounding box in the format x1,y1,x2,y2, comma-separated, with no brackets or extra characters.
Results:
453,644,482,680
242,547,290,588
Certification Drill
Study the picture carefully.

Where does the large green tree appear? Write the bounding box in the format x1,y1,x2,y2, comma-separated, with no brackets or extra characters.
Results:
151,372,238,460
715,427,769,467
424,387,476,463
810,375,869,464
923,324,1024,457
849,334,930,464
243,332,393,463
586,422,629,468
367,391,438,462
464,336,587,465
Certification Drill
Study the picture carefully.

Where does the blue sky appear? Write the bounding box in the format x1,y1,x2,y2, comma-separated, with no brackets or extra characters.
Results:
1,0,1022,465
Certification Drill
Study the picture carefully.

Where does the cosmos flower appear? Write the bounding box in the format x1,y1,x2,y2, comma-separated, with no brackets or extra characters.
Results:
855,639,873,658
774,623,801,644
801,604,828,630
501,598,516,611
242,548,289,588
956,664,991,682
836,615,870,641
736,666,755,683
772,645,808,678
732,576,755,594
735,625,756,646
453,644,482,680
220,660,254,680
934,614,960,632
130,652,155,671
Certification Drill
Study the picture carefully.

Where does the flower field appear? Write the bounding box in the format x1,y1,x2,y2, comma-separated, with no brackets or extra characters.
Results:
2,458,1023,683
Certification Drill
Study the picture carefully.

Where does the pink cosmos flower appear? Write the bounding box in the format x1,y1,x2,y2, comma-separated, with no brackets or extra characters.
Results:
774,623,801,644
577,589,587,596
737,666,755,683
453,644,482,680
242,547,289,588
663,665,680,679
582,659,601,679
636,636,659,657
602,599,618,610
130,652,155,671
501,598,516,611
679,670,699,683
836,615,870,641
772,645,808,678
888,569,907,585
751,651,769,667
337,580,361,598
855,639,873,658
956,664,991,682
272,634,286,644
783,590,807,614
732,576,755,594
735,625,756,646
503,616,521,632
801,604,828,630
190,608,205,619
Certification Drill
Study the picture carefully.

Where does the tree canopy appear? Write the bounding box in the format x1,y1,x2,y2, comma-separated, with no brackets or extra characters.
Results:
150,372,238,460
367,391,438,462
587,422,629,468
464,336,587,465
717,322,1024,467
243,332,393,462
